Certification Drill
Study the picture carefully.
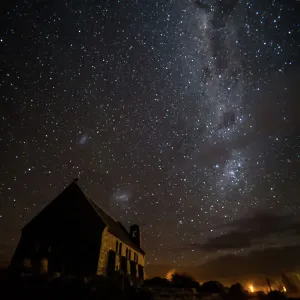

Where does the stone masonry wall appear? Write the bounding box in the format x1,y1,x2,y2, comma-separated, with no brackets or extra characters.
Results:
97,227,145,276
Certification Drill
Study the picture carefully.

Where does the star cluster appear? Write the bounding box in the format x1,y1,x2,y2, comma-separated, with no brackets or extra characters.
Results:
1,0,300,268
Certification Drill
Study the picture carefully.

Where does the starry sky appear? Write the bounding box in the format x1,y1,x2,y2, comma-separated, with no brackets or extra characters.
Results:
1,0,300,278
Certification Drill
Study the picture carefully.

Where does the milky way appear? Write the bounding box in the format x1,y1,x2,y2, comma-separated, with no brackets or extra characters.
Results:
1,0,300,268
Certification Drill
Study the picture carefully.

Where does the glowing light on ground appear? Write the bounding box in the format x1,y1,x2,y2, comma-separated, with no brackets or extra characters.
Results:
283,286,287,292
166,269,176,281
248,284,255,293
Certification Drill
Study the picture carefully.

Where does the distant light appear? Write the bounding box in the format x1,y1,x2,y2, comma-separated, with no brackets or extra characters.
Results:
283,286,287,292
166,269,176,281
248,285,254,293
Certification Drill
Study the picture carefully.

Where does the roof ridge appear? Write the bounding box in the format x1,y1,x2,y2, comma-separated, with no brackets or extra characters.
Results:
76,184,145,255
87,196,118,221
76,184,120,224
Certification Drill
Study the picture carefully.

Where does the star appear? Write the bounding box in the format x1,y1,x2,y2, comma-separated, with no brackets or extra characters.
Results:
0,0,299,278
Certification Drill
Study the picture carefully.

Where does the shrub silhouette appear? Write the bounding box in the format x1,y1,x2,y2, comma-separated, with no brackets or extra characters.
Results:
144,276,172,287
228,283,248,300
200,280,225,294
171,273,200,289
267,291,287,300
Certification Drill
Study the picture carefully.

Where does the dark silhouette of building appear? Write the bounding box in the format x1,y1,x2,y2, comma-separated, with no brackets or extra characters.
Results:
9,180,145,284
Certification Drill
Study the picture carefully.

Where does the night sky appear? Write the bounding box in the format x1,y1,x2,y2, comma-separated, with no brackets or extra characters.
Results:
1,0,300,278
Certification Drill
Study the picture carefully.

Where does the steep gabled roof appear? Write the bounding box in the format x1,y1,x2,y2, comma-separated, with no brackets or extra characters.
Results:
23,181,89,232
86,196,145,255
22,181,145,255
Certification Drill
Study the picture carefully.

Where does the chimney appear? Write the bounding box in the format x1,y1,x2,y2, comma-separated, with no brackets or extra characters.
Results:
130,224,141,248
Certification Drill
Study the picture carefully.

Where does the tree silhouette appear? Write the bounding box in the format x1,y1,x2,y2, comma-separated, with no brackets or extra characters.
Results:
143,277,172,287
171,273,200,290
228,283,248,300
200,281,225,294
267,291,287,300
256,291,267,300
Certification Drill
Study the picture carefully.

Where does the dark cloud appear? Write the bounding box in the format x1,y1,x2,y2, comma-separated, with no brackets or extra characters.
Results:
0,243,15,265
147,245,300,281
194,245,300,280
191,212,300,251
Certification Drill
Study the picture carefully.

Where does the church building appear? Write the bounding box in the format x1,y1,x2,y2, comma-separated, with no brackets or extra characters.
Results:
9,180,145,284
